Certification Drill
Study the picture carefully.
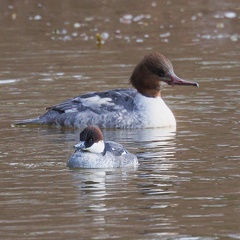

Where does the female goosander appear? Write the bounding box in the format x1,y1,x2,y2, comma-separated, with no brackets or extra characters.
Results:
15,52,199,128
67,126,138,169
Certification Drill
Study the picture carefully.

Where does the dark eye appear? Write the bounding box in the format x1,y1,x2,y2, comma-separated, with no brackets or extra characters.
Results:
85,138,94,148
158,69,165,77
88,138,93,144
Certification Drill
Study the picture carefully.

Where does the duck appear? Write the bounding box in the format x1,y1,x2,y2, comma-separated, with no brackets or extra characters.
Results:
66,126,138,169
15,52,199,128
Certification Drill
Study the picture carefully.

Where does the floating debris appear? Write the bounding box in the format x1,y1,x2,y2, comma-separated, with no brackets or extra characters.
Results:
101,32,109,40
124,36,131,42
72,32,78,37
61,29,67,35
120,14,151,25
96,33,103,45
11,13,17,20
0,79,19,84
230,34,238,42
191,16,197,21
34,15,42,21
74,22,81,28
52,29,60,35
96,32,109,45
199,33,239,41
151,2,157,7
63,35,71,41
29,15,42,21
119,14,133,24
217,22,224,28
84,16,94,22
214,11,237,19
136,38,144,43
160,32,171,38
133,14,145,22
224,12,237,18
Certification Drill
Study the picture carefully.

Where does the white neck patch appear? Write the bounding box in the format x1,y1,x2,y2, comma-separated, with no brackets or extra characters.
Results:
134,93,176,127
85,140,105,154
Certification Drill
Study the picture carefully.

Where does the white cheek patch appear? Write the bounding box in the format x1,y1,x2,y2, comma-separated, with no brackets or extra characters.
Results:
86,140,105,154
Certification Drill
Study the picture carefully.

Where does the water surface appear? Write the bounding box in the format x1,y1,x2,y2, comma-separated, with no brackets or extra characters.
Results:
0,0,239,239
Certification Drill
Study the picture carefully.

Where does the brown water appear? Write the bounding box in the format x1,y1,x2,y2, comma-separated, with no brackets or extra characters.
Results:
1,0,239,239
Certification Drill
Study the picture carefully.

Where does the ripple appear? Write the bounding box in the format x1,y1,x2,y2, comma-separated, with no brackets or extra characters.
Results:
0,79,19,84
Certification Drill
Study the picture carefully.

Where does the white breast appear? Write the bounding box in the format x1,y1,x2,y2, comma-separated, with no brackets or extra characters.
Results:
133,93,176,128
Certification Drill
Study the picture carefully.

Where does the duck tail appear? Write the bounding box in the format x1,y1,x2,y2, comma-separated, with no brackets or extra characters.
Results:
13,117,44,126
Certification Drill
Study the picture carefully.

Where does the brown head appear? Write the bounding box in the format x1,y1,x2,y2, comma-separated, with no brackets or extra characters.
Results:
130,52,199,97
74,126,105,153
79,126,104,148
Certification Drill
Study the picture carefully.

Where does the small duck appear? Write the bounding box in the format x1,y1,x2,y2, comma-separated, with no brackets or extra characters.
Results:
67,126,138,169
15,52,199,128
